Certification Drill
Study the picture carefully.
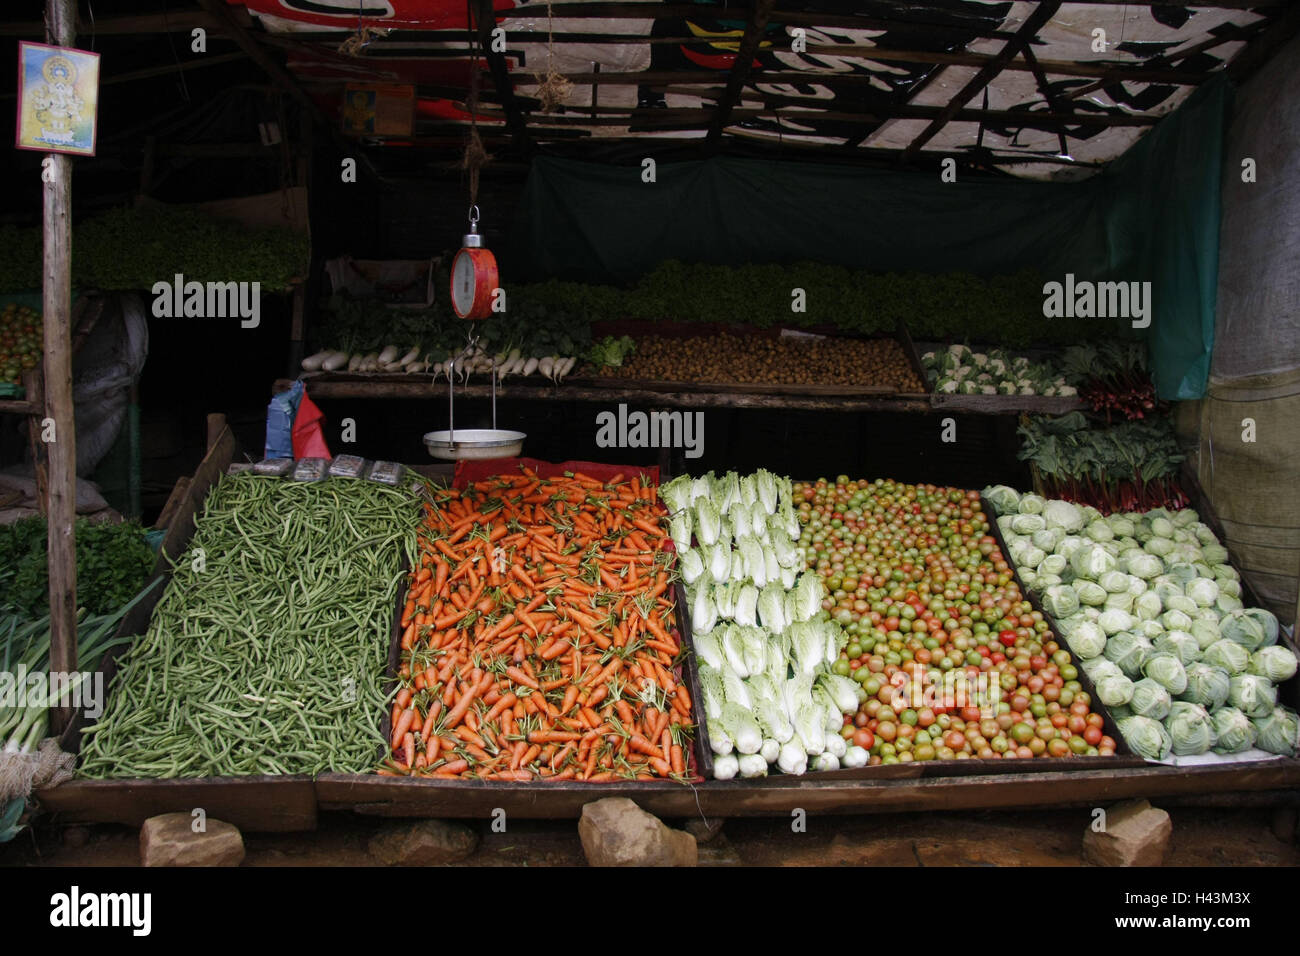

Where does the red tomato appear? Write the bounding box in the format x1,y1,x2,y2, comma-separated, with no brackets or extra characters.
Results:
853,728,875,750
998,630,1017,647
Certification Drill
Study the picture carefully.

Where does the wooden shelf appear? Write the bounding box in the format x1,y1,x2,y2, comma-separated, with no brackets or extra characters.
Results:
295,373,935,413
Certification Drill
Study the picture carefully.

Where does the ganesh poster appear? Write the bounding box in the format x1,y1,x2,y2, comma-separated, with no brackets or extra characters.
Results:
16,42,100,156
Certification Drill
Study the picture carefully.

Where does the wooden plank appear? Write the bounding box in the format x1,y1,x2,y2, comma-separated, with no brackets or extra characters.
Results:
474,103,1157,130
509,4,1021,39
36,778,318,833
42,0,78,734
930,393,1086,416
705,0,776,150
301,378,934,412
152,477,192,532
315,759,1300,818
206,412,227,454
802,45,1208,86
904,0,1064,160
0,12,221,37
476,0,532,151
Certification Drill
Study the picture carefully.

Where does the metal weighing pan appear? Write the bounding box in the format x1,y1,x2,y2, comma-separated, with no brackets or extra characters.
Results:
424,349,526,459
424,428,525,460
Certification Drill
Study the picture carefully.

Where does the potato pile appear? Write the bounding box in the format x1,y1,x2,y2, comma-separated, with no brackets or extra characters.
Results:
599,334,925,390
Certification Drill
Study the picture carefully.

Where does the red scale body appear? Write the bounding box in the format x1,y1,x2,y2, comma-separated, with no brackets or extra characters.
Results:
450,216,497,320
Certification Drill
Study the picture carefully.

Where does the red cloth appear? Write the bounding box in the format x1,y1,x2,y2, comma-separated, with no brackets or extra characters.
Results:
452,457,658,490
291,389,332,460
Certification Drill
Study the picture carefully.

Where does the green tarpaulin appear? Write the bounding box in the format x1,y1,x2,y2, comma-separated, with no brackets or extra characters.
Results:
510,78,1231,401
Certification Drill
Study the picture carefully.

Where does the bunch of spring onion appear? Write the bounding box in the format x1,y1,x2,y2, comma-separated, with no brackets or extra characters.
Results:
660,470,866,778
0,586,154,792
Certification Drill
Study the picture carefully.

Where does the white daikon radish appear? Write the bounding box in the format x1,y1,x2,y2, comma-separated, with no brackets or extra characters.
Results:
399,346,420,366
359,352,380,371
348,353,364,372
382,362,405,372
322,351,350,371
522,357,539,376
405,361,428,374
443,359,456,379
377,345,400,365
557,356,577,381
539,357,555,381
301,349,332,371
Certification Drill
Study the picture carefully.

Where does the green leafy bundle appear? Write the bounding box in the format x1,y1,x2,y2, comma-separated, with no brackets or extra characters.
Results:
0,518,155,618
0,206,308,293
1017,413,1187,514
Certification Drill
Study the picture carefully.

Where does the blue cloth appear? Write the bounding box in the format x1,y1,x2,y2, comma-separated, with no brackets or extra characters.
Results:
265,380,303,460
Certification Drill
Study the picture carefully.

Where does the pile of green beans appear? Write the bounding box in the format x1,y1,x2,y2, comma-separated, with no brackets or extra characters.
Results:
79,474,423,778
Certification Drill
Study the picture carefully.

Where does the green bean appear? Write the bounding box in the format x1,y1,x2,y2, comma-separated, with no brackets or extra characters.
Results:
78,473,425,779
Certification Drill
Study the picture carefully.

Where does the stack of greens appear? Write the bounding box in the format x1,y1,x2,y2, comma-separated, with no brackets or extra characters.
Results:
1017,412,1188,514
661,470,865,779
519,264,1109,345
0,206,308,293
984,487,1299,761
0,518,155,620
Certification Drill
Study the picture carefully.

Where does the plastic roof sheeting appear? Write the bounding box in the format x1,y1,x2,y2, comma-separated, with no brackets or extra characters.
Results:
230,0,1276,178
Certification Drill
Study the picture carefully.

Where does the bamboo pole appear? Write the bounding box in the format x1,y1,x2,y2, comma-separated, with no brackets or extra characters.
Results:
42,0,78,732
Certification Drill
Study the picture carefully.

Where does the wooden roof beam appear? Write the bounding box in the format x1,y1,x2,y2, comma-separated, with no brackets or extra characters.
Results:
902,0,1063,160
475,0,532,152
704,0,776,150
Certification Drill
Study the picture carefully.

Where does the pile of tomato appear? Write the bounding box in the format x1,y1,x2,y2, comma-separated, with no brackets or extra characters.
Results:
0,303,42,386
796,476,1116,764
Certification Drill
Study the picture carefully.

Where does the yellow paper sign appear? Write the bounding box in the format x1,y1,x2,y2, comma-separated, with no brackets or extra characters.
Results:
16,42,100,157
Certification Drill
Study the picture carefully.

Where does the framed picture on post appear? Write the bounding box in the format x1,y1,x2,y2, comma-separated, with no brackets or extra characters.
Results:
15,41,100,157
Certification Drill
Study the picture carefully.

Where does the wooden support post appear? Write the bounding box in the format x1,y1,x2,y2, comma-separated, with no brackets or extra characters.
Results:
206,413,228,454
42,0,78,733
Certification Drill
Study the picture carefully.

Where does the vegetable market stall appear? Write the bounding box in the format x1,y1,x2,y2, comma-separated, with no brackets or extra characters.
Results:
30,453,1300,831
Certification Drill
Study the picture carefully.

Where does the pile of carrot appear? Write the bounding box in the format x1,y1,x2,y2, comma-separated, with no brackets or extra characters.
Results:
379,468,695,782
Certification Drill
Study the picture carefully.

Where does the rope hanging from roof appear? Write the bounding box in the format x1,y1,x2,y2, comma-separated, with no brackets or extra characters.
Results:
533,1,572,113
462,4,492,206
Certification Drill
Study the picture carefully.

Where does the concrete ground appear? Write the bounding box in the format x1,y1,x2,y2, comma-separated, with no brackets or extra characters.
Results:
2,806,1296,867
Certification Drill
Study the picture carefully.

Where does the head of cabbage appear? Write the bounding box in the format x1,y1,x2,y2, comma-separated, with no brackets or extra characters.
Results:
1248,645,1298,683
1042,499,1084,533
1097,608,1135,637
1130,677,1173,721
1227,673,1277,718
1189,618,1220,651
1180,662,1231,710
1251,706,1299,757
1041,585,1079,620
1066,621,1107,660
1153,630,1199,666
1073,580,1108,607
1142,653,1188,696
1203,639,1250,675
1071,545,1116,581
1210,706,1257,754
1095,673,1134,708
1167,701,1217,756
1185,577,1220,608
1220,609,1274,652
1124,552,1164,581
1104,631,1153,679
982,485,1022,515
1133,590,1163,621
1118,715,1172,761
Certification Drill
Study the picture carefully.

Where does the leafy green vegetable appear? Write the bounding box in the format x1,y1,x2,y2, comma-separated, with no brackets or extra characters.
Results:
0,518,154,618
